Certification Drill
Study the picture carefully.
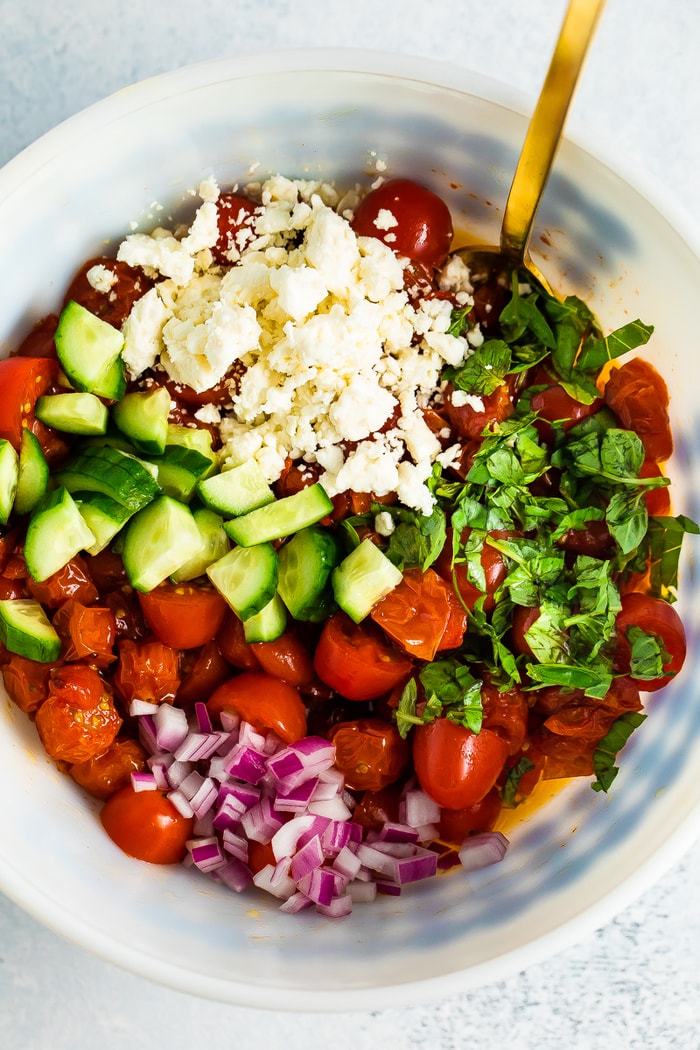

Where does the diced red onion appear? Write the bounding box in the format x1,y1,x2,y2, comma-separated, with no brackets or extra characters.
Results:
393,848,438,885
348,879,377,904
274,777,317,813
138,714,158,754
413,822,441,843
238,721,272,754
367,822,420,845
149,762,170,791
458,831,509,873
219,710,240,733
253,858,296,899
216,857,252,892
130,771,158,792
332,845,362,880
268,737,335,791
223,743,268,785
188,837,226,873
296,866,339,907
193,811,215,838
355,843,399,879
167,789,194,819
240,796,284,843
221,829,249,863
308,795,352,821
290,834,325,882
321,820,353,857
279,891,314,914
129,698,156,717
315,893,352,919
375,879,402,896
401,788,441,829
174,732,223,763
164,759,193,790
194,702,213,734
270,814,318,862
154,703,189,753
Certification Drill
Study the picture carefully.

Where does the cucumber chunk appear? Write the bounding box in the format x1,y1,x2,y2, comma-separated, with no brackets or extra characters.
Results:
165,424,217,459
277,526,341,621
112,387,171,455
55,445,160,512
331,538,403,623
197,459,275,517
121,495,203,592
55,300,125,399
77,494,134,555
0,439,19,525
24,487,97,582
170,507,231,583
151,445,217,503
242,592,287,643
223,483,333,547
206,543,279,621
0,598,61,662
14,431,49,517
35,392,109,435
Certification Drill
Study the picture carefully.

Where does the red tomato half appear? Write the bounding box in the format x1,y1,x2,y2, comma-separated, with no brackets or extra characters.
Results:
0,356,60,450
313,612,414,701
444,381,514,440
351,178,453,268
70,739,147,800
437,787,503,844
328,718,409,791
207,672,307,743
137,582,228,649
250,630,315,687
369,568,453,661
100,785,193,864
413,718,509,809
35,665,122,763
604,358,673,462
614,591,686,691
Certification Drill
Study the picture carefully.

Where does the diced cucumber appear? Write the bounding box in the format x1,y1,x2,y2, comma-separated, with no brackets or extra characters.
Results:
223,483,333,547
14,431,49,517
197,459,275,518
170,507,231,583
151,445,217,503
331,538,403,623
77,493,134,555
35,392,109,435
112,387,171,455
121,495,203,592
277,526,341,621
55,300,125,399
24,487,97,582
0,439,19,525
166,424,217,460
242,592,287,643
55,445,160,512
0,598,61,662
206,543,279,621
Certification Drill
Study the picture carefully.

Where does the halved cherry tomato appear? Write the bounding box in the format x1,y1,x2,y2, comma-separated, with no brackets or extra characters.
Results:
639,458,671,517
412,718,509,809
444,381,514,440
112,639,181,705
370,568,452,661
70,738,147,800
137,582,228,650
0,356,60,450
1,652,57,715
328,718,409,791
35,664,122,763
176,641,232,708
313,612,414,702
530,380,603,443
250,630,315,687
63,257,152,329
100,784,193,864
436,581,469,651
351,178,453,268
604,357,673,462
212,192,259,264
15,314,59,359
511,605,540,658
437,787,503,844
216,611,261,671
52,599,117,667
434,528,509,614
207,672,307,743
481,683,529,755
614,591,686,691
26,555,98,609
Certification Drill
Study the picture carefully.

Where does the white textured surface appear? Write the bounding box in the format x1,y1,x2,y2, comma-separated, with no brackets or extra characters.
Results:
1,0,700,1045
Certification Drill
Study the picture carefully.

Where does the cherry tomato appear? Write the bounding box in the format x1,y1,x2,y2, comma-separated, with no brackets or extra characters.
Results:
35,664,122,763
70,738,147,800
604,357,673,462
614,591,686,691
530,381,603,443
250,630,315,687
434,528,509,614
52,599,117,667
207,672,307,743
639,458,671,517
246,838,276,874
0,575,25,599
137,582,228,649
63,257,152,329
176,641,232,707
313,612,414,702
436,581,469,651
437,787,503,844
164,375,233,410
100,785,193,864
15,314,59,359
211,192,260,264
481,683,529,755
351,783,402,830
216,611,262,671
527,727,598,780
0,356,60,450
1,652,57,715
470,280,510,335
511,605,540,658
557,518,614,559
370,568,452,661
84,550,128,591
412,718,509,809
328,718,409,792
102,587,147,642
444,381,514,440
112,639,181,705
351,178,453,268
26,555,98,609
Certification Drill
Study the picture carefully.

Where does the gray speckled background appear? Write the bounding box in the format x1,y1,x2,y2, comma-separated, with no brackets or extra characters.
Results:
1,1,700,1046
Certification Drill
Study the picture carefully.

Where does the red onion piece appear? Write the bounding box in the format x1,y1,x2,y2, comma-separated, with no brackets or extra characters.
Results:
130,771,158,792
458,831,509,873
290,834,325,882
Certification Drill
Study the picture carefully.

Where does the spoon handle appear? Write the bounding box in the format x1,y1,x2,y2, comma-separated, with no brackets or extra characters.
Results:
500,0,606,265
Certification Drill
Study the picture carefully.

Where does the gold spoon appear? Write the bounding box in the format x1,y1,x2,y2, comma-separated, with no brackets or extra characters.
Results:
457,0,607,296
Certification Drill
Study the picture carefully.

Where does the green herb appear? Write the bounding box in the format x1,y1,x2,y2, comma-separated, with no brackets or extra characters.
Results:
502,756,536,807
447,339,511,396
645,514,700,600
419,658,484,733
592,712,647,792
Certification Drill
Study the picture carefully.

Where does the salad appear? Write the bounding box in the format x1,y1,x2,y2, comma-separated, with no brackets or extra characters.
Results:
0,173,695,917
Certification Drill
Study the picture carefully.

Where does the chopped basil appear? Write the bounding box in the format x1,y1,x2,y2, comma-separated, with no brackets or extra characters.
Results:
502,756,536,807
592,712,647,792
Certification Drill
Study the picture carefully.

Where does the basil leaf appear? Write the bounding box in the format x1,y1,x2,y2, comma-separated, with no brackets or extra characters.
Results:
502,756,536,807
395,678,421,739
646,514,700,599
525,662,613,699
447,305,473,338
448,339,511,396
592,711,647,792
418,659,483,733
626,624,668,680
576,319,654,374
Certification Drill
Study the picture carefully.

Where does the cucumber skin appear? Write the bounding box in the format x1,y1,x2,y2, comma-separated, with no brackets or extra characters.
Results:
24,487,97,582
121,495,202,593
112,388,170,455
277,526,341,621
242,592,287,643
0,599,61,662
56,445,161,512
14,431,48,517
55,300,125,396
223,483,333,546
0,439,19,525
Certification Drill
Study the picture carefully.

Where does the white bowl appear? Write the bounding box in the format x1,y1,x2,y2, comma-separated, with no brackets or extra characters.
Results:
1,49,699,1012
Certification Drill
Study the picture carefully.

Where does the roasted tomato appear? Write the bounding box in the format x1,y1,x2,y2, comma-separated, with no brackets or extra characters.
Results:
614,592,686,691
444,381,514,439
437,787,503,844
211,192,260,264
70,738,147,800
112,639,181,705
137,582,228,649
351,178,453,268
175,641,232,708
604,357,673,462
1,652,57,715
250,630,315,687
328,718,409,791
412,718,509,809
52,600,117,666
216,611,262,672
62,256,152,329
207,672,307,743
26,555,98,610
369,568,454,661
313,612,414,702
100,785,193,864
35,664,122,763
0,356,61,451
434,528,510,614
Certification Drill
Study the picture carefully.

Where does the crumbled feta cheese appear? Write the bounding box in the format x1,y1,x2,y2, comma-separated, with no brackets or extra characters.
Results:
86,264,118,294
451,390,485,412
374,511,395,536
373,208,398,231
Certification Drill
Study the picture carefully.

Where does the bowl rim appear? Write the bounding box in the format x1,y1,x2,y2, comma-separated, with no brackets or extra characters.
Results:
2,46,700,1013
